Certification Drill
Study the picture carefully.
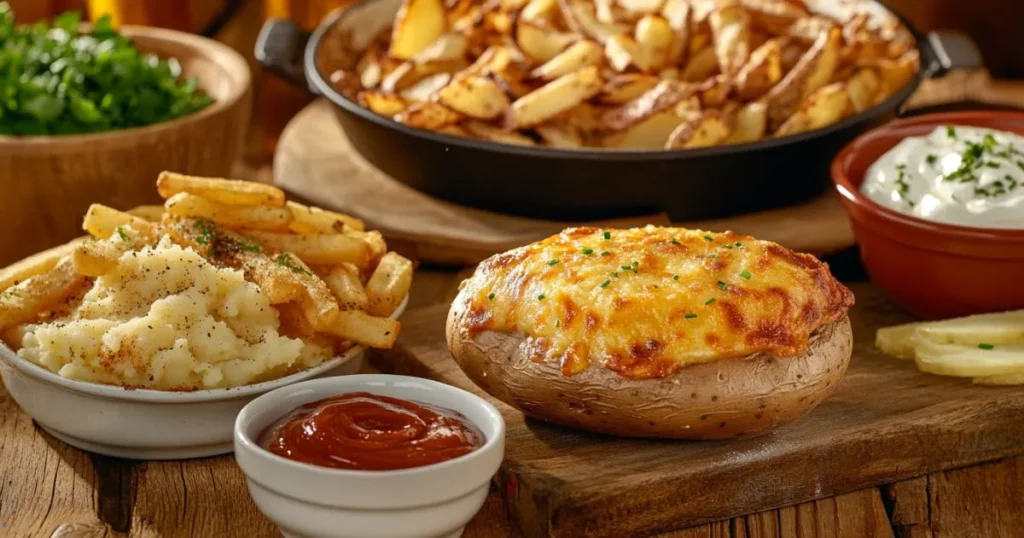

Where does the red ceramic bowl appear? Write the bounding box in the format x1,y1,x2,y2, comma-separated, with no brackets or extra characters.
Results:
831,111,1024,320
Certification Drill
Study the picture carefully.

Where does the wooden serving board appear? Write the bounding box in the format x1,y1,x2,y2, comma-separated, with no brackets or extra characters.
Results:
273,99,855,265
372,282,1024,538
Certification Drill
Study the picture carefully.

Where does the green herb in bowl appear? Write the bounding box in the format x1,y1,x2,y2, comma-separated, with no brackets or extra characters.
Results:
0,3,214,136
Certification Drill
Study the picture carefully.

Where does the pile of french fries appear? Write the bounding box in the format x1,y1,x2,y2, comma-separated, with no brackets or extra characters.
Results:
0,172,413,356
327,0,918,149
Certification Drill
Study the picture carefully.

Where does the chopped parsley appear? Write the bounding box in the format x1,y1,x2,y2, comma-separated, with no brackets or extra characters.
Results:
978,343,994,350
115,226,129,241
946,126,956,138
487,292,495,300
603,231,611,240
717,280,727,290
894,163,912,202
684,313,698,319
547,259,560,266
599,279,610,288
193,218,215,245
555,319,560,328
703,234,713,241
672,274,679,281
580,247,594,255
670,238,680,245
1,288,21,300
739,269,752,280
274,253,312,276
705,297,716,305
600,251,611,256
926,154,937,165
537,293,546,300
620,265,633,271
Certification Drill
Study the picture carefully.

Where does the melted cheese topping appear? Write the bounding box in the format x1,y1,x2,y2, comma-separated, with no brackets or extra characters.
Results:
456,226,854,379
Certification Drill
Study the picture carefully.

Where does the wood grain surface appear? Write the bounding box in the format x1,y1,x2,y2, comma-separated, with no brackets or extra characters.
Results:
374,282,1024,538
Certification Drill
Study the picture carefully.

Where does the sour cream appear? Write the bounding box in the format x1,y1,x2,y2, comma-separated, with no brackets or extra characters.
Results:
861,125,1024,228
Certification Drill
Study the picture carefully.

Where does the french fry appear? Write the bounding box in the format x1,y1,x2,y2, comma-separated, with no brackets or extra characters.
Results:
437,75,511,119
71,239,125,277
156,172,286,207
0,238,85,293
0,258,89,332
248,231,373,268
365,252,415,317
269,253,340,331
345,229,389,267
412,33,469,64
765,27,840,131
389,0,448,60
510,66,603,128
739,0,808,34
164,192,294,231
126,205,166,222
660,0,690,66
82,204,159,240
326,309,401,349
559,0,626,44
287,201,366,233
321,264,369,311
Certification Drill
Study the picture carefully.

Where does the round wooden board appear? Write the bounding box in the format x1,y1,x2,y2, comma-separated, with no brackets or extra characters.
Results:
274,99,857,265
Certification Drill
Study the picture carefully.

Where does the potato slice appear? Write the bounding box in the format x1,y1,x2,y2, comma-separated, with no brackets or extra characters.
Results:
535,121,584,147
709,5,752,76
602,80,696,130
358,91,409,117
914,310,1024,347
401,72,452,102
437,75,511,119
666,111,729,149
916,340,1024,378
775,82,849,136
875,321,921,360
510,66,603,128
326,310,401,349
603,111,685,149
724,100,767,144
594,0,615,23
531,40,603,80
634,15,674,71
389,0,448,60
765,27,840,131
516,21,578,62
598,74,661,104
735,37,783,99
680,46,719,82
395,101,463,130
846,68,882,112
463,121,537,145
321,263,369,312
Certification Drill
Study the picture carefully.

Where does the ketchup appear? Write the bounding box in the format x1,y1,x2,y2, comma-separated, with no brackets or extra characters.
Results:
260,392,485,471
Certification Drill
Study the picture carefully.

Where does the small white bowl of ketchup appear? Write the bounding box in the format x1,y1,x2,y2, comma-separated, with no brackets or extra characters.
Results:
233,374,505,538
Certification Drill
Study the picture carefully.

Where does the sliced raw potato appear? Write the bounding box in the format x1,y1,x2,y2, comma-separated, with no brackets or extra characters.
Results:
875,321,922,360
395,101,463,130
521,0,559,22
603,111,685,149
660,0,690,66
709,5,751,76
358,91,409,117
602,79,696,130
516,21,579,62
437,75,511,119
390,0,448,60
739,0,808,34
510,66,603,128
598,74,661,104
974,373,1024,386
559,0,626,44
724,100,766,143
846,68,882,112
735,38,783,99
914,310,1024,346
463,121,537,145
680,46,718,82
765,27,840,131
531,40,603,80
412,33,469,64
634,15,674,71
665,111,729,149
915,340,1024,378
401,72,452,101
535,121,583,147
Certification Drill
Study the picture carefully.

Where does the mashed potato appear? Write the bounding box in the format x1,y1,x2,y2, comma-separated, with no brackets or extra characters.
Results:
17,236,333,390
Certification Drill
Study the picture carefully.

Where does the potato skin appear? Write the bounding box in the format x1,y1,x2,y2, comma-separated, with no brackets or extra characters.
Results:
447,304,852,439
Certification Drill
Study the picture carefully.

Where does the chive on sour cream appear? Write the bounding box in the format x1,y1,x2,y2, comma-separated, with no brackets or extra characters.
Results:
860,125,1024,228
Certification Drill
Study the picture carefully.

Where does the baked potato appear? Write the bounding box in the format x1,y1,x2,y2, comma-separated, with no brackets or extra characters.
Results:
447,226,855,439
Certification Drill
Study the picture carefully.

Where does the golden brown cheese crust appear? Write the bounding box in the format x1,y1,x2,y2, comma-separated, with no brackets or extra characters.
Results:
455,226,854,380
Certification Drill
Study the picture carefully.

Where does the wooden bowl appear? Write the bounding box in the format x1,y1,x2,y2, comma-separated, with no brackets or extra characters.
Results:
0,26,251,265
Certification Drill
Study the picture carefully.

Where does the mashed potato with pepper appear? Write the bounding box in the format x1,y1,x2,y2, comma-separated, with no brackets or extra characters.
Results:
16,237,332,390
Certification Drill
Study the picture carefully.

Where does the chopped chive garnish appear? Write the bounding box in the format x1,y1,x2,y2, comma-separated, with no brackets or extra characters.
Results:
734,242,742,247
926,154,937,165
706,253,718,259
978,343,994,350
621,265,633,271
600,251,611,256
581,247,594,255
555,320,560,328
703,234,713,241
672,274,679,281
547,259,559,266
487,292,495,300
603,231,611,240
537,293,546,300
739,270,752,280
671,239,680,245
946,126,956,138
599,279,610,288
717,281,727,290
115,226,128,241
685,313,698,319
705,297,716,305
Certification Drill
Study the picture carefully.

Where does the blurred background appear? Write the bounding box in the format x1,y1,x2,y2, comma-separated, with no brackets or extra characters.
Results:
11,0,1024,165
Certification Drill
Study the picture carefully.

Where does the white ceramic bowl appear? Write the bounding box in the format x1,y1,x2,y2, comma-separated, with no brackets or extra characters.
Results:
0,299,406,460
234,374,505,538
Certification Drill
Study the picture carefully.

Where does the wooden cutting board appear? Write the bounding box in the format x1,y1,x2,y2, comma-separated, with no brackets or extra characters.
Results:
371,282,1024,538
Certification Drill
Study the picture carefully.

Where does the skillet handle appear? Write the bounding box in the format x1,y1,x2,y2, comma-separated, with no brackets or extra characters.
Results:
255,18,316,94
922,30,984,77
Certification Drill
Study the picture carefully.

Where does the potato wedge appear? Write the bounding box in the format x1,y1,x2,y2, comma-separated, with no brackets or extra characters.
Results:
602,79,696,130
365,252,414,317
666,111,729,149
0,258,89,332
389,0,448,60
531,40,603,80
358,91,409,117
785,15,837,45
724,100,767,143
846,68,882,112
401,72,452,102
463,121,537,145
765,27,840,131
739,0,808,35
326,310,401,349
248,231,373,268
535,121,584,147
321,263,369,311
709,4,752,76
82,204,159,240
521,0,559,22
617,0,663,13
875,321,921,360
680,46,719,82
558,0,625,44
604,34,643,72
598,74,661,104
287,201,365,234
437,75,511,119
634,14,674,71
510,66,603,128
775,82,849,136
516,21,578,62
164,192,294,231
735,38,783,99
345,229,388,267
395,101,463,130
876,50,918,94
157,172,286,207
603,111,685,149
0,238,85,293
660,0,690,66
698,74,731,108
126,205,165,222
412,33,469,64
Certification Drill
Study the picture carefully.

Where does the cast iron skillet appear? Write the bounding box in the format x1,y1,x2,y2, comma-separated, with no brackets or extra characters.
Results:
256,0,982,221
